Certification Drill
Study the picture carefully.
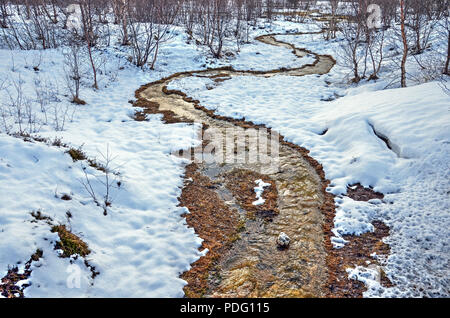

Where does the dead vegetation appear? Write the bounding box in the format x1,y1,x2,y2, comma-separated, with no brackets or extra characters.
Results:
179,163,240,298
134,54,393,297
29,210,98,282
60,194,72,201
326,221,393,298
30,210,53,225
0,249,43,298
71,97,87,106
51,225,91,258
346,184,384,202
66,145,110,175
223,169,279,220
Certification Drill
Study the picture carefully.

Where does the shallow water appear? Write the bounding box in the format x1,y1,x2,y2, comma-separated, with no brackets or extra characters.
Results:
140,32,335,297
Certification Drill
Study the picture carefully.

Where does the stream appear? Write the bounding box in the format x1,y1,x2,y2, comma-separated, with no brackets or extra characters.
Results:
138,31,336,297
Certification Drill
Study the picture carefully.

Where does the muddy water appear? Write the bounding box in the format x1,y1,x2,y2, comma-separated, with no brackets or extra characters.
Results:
140,33,335,297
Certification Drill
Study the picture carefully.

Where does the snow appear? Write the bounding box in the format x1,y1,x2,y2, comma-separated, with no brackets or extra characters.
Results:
0,11,448,298
204,20,322,71
0,29,208,297
0,116,206,297
229,34,316,72
347,265,384,295
252,179,271,206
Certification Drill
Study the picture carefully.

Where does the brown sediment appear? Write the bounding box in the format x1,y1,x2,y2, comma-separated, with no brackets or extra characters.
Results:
0,249,43,298
326,221,393,298
347,183,384,202
213,76,232,84
132,98,190,124
179,163,240,298
132,29,391,298
223,169,279,220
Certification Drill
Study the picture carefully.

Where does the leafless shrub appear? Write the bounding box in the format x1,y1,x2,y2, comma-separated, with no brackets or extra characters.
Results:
408,45,448,86
31,50,43,71
336,2,366,83
125,0,179,68
34,71,75,132
366,26,386,81
33,78,48,125
0,0,8,29
78,0,99,89
96,52,121,87
5,76,40,134
205,0,233,58
52,102,75,132
438,76,449,96
0,76,11,133
327,0,339,40
79,145,122,216
406,0,434,55
439,8,449,76
63,40,84,104
185,0,234,58
0,1,67,50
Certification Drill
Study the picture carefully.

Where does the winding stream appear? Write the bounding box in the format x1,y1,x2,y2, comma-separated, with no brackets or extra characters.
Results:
138,31,336,297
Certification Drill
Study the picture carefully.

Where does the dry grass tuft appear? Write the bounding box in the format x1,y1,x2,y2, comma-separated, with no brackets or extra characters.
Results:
72,97,87,105
67,147,87,162
51,225,90,258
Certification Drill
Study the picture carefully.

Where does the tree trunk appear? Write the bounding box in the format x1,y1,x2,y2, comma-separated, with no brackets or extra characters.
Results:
80,0,98,89
150,40,159,70
121,0,129,45
445,29,450,75
400,0,408,87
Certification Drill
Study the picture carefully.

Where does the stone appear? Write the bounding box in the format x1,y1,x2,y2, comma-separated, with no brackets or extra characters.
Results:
277,232,291,248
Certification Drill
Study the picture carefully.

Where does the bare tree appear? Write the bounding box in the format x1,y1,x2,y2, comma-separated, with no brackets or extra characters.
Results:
242,0,257,43
208,0,232,58
0,0,8,28
327,0,339,40
150,0,180,69
400,0,408,87
442,6,450,75
126,0,178,68
407,0,433,55
192,0,232,58
377,0,397,28
338,1,366,83
78,0,98,89
365,22,386,80
114,0,129,45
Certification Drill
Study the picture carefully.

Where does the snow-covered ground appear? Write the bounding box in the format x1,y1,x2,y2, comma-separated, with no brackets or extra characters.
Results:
0,28,209,297
168,30,450,297
200,19,322,71
0,11,449,298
